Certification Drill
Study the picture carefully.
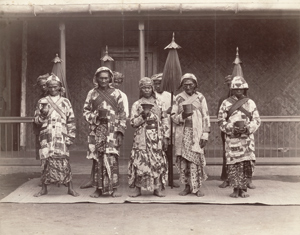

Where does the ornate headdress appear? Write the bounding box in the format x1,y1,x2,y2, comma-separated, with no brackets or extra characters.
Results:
224,75,233,84
179,73,198,88
150,73,163,81
46,74,62,85
34,73,49,86
93,66,114,88
230,76,249,90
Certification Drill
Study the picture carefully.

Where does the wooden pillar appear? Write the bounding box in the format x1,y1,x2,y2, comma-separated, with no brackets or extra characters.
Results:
59,22,66,82
5,21,11,116
20,21,28,150
138,21,145,78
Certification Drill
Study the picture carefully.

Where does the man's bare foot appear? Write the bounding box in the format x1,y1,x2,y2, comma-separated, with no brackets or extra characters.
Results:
90,189,102,198
111,188,122,197
129,187,141,197
196,189,205,197
229,188,239,198
153,189,166,197
219,181,229,188
247,183,256,189
239,189,249,198
34,185,47,197
68,189,80,197
80,180,93,189
169,181,180,188
179,185,190,196
247,178,256,189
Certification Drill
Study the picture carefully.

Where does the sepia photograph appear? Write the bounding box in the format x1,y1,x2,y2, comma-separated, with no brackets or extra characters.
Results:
0,0,300,234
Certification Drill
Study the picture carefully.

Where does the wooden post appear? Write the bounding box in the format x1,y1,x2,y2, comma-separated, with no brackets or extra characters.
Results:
20,21,28,151
59,22,66,82
138,21,145,78
5,21,11,116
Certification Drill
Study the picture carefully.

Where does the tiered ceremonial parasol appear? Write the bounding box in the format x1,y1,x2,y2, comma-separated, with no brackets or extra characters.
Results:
161,32,182,188
232,47,243,77
100,45,114,70
51,54,70,99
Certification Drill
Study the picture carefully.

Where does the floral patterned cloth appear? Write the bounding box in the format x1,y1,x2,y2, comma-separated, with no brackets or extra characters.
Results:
128,96,169,191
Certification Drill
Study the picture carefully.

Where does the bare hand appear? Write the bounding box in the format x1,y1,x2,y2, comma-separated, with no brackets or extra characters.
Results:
40,108,49,117
97,116,108,123
141,110,150,119
200,139,207,148
162,138,169,151
115,132,123,147
182,111,193,119
166,107,172,115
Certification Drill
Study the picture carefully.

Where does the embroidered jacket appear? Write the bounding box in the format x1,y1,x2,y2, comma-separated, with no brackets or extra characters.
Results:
34,95,76,159
130,97,169,150
83,86,126,159
218,95,261,164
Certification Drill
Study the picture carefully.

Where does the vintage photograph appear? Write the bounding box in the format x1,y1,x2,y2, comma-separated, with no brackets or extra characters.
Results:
0,0,300,234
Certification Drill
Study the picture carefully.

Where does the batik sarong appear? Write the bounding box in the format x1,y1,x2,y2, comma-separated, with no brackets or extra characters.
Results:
92,154,119,194
41,157,72,185
176,127,207,193
227,160,252,190
128,128,168,191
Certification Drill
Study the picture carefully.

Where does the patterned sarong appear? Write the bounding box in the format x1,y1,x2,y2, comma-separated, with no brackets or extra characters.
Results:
92,154,119,194
176,127,207,193
128,128,168,191
95,123,108,153
41,157,72,185
228,160,252,190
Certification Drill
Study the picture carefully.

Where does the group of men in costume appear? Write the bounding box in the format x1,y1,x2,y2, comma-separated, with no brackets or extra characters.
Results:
33,65,260,198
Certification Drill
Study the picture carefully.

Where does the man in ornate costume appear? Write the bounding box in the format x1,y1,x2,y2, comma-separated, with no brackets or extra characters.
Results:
171,73,210,197
128,77,169,197
83,66,126,198
34,74,78,197
151,73,179,188
218,76,261,198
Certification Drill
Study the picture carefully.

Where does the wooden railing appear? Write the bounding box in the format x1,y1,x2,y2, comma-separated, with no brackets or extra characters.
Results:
0,117,34,158
207,116,300,160
1,116,300,160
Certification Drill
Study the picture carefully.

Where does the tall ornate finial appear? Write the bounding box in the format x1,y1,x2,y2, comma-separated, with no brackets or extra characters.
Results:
52,53,63,63
100,45,114,62
233,47,242,65
164,32,181,50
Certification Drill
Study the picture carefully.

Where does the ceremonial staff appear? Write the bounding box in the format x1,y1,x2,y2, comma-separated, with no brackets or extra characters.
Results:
161,32,182,188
